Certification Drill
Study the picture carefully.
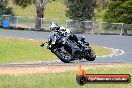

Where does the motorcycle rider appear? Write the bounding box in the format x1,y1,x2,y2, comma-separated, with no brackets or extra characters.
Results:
49,22,83,48
41,22,96,63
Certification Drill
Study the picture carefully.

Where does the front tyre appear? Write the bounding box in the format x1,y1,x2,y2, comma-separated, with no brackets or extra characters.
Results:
54,48,72,63
85,49,96,61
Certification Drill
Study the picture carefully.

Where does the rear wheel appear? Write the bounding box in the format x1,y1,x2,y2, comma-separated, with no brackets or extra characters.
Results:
54,47,72,63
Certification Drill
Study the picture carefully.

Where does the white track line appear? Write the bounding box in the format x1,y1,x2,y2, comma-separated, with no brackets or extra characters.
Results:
97,47,125,58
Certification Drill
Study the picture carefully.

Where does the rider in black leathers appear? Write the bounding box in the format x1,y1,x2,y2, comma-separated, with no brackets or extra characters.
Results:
49,22,83,48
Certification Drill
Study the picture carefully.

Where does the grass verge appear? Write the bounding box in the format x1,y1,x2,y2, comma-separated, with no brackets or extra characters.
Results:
0,37,112,64
0,37,57,64
0,67,131,88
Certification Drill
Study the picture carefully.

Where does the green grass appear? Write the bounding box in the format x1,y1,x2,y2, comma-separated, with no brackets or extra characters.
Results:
0,37,112,64
92,45,112,57
9,0,69,20
0,37,58,64
0,67,131,88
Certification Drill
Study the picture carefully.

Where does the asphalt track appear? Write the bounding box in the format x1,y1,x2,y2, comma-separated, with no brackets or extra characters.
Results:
0,30,132,66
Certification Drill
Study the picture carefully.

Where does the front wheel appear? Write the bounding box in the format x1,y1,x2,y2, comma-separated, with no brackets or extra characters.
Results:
54,47,72,63
85,49,96,61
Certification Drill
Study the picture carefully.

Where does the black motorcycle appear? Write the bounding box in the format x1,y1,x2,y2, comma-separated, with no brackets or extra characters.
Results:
41,22,96,63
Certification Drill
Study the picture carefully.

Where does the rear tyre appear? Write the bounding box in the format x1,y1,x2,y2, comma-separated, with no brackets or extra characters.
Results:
54,48,72,63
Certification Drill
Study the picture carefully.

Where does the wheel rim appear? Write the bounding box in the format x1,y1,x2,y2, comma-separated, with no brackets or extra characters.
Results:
91,50,96,57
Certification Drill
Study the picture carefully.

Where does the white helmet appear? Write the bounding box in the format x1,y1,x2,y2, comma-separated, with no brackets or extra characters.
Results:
49,22,60,31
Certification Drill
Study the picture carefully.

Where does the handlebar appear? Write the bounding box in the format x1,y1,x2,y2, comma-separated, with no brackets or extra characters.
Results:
40,42,48,47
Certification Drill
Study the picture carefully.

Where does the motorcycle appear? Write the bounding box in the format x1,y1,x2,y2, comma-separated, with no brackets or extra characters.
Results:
41,22,96,63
